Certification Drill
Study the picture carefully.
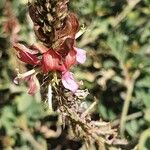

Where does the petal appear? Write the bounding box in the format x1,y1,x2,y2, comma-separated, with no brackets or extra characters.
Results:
13,43,39,54
62,71,78,93
13,69,39,95
13,69,36,85
75,47,86,64
27,74,40,95
14,76,19,84
64,49,76,69
13,43,40,65
30,43,49,54
42,49,62,73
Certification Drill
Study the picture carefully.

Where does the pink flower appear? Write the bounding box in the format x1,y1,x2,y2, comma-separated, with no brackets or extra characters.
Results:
61,71,78,93
64,47,86,69
40,47,85,92
75,47,86,64
64,49,76,69
41,49,62,73
27,74,40,95
61,48,86,92
14,69,40,95
13,43,87,93
13,43,40,66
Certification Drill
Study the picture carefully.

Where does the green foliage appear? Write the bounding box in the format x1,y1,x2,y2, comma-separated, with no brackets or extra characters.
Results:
72,0,150,149
139,129,150,150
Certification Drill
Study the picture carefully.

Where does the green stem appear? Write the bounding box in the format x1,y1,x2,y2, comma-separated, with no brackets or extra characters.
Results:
112,111,143,127
112,0,141,27
120,70,140,137
120,81,134,136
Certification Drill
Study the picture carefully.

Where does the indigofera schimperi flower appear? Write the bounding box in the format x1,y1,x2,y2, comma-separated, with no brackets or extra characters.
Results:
13,42,86,94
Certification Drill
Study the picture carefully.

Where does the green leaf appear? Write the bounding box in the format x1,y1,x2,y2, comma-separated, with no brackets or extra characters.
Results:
16,93,34,112
0,106,17,136
25,103,44,120
107,33,128,63
136,90,150,108
136,77,150,88
139,128,150,150
144,109,150,122
126,120,139,137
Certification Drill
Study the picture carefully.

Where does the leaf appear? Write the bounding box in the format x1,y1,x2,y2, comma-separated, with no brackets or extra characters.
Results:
139,128,150,150
16,93,34,112
136,77,150,88
98,104,116,120
107,33,128,63
0,106,17,136
136,90,150,108
144,109,150,122
25,103,44,120
126,120,139,137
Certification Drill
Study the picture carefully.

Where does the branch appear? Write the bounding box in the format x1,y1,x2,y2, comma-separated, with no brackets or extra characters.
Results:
111,111,143,127
120,70,140,137
112,0,141,27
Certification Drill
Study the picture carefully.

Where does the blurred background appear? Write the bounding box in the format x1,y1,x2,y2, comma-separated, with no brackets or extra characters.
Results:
0,0,150,149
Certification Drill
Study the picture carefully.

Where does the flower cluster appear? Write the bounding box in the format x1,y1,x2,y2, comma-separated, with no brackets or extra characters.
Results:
13,42,86,94
13,11,86,95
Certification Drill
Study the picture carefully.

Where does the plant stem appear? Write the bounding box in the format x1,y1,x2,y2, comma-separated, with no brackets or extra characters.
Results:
112,111,143,127
120,81,134,136
120,70,140,137
23,130,44,150
112,0,141,27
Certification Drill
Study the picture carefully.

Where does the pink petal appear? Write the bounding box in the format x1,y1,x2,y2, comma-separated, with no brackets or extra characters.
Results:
74,47,86,64
62,71,78,93
13,43,40,65
27,74,40,95
14,70,39,95
41,49,62,73
64,49,76,69
13,43,38,54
